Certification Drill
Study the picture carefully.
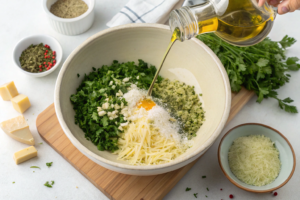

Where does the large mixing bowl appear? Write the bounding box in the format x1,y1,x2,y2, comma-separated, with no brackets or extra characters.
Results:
54,24,231,175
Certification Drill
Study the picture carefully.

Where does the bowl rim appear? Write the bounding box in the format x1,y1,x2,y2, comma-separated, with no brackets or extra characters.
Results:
12,34,63,77
218,123,296,193
42,0,95,23
55,23,231,171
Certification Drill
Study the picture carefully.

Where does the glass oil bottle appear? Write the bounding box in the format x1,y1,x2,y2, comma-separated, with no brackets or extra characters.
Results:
169,0,276,46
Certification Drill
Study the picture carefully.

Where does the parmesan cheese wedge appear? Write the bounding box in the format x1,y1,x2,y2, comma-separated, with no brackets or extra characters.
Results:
13,146,37,164
0,115,35,145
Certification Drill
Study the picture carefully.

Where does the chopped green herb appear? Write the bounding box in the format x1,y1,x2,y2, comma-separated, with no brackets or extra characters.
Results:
39,142,43,145
44,181,52,188
202,176,206,178
194,193,198,198
46,162,53,168
186,187,191,191
33,171,35,173
70,60,162,152
51,181,55,185
77,73,80,78
198,34,300,113
206,187,209,191
30,166,40,169
205,195,208,198
12,182,15,184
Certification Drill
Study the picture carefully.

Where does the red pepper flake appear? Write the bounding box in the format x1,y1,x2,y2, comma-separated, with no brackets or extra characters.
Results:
53,63,55,66
52,56,55,59
274,192,278,196
45,44,48,48
45,65,47,68
43,62,46,65
44,52,47,55
220,189,223,191
229,194,234,199
39,69,42,72
47,55,50,58
44,56,47,59
39,65,42,68
46,50,48,53
53,60,56,63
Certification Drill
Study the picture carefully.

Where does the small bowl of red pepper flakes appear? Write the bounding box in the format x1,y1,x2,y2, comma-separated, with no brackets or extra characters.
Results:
13,34,63,77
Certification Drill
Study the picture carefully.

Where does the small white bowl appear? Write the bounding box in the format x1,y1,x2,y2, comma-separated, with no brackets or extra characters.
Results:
13,34,63,77
42,0,95,36
218,123,296,193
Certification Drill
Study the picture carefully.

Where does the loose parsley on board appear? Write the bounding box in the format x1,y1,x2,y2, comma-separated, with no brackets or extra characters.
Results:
44,181,52,188
194,193,198,198
70,60,162,152
46,162,53,168
198,34,299,113
202,176,206,178
186,187,191,191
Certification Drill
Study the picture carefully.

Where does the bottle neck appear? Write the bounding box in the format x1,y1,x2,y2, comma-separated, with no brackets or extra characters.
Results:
169,2,217,42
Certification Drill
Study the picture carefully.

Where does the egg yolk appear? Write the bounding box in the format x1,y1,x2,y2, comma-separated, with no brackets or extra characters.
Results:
138,99,156,111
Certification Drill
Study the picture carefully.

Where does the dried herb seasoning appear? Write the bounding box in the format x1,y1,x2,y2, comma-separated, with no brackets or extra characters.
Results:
19,43,56,73
50,0,88,19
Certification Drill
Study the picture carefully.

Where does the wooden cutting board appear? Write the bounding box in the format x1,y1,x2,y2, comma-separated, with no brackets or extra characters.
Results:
36,88,254,200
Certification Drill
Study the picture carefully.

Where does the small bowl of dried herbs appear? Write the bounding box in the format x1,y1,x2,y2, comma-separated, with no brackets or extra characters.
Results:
13,34,63,77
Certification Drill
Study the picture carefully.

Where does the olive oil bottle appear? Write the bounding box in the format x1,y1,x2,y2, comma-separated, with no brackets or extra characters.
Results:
169,0,276,46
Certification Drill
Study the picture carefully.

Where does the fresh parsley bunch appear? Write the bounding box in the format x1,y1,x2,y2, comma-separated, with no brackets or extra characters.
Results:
198,33,299,113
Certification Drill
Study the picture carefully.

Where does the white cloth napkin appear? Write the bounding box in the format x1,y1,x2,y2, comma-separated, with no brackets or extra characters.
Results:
107,0,180,27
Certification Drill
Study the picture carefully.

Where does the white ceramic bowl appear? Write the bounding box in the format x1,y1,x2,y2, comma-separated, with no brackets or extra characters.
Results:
42,0,95,35
13,34,63,77
55,24,231,175
218,123,296,193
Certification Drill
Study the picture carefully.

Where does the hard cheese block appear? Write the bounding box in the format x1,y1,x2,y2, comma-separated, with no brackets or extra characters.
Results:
11,94,31,113
0,81,19,101
0,115,35,145
13,146,37,164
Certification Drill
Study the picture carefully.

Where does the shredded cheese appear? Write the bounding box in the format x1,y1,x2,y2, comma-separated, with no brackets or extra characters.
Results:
228,135,281,186
115,117,190,165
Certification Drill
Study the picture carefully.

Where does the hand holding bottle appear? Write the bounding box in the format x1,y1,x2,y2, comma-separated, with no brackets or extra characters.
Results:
258,0,300,14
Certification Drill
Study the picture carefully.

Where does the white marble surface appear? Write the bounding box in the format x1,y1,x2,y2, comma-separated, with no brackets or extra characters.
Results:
0,1,299,200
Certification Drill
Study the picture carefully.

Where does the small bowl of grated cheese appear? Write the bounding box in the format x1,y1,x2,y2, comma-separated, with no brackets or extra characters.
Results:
218,123,296,193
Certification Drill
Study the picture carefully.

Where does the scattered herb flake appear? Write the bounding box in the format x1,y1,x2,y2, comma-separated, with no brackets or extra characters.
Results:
202,176,206,178
77,73,80,78
205,195,208,198
12,182,15,184
51,181,55,185
30,166,40,169
194,193,198,198
39,142,43,145
46,162,53,168
206,187,209,191
44,181,52,188
186,187,191,191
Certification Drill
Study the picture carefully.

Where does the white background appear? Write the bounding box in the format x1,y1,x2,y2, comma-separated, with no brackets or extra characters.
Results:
0,0,300,200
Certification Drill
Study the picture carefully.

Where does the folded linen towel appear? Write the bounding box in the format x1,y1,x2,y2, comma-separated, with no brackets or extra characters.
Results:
107,0,180,27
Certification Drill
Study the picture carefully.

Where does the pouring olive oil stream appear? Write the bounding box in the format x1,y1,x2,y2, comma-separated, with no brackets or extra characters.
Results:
147,0,276,96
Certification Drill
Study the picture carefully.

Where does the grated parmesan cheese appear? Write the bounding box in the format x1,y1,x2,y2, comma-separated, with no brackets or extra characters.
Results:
115,117,189,165
228,135,281,186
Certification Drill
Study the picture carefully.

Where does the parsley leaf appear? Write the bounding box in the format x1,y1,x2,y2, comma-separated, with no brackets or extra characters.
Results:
186,187,191,191
46,162,53,168
202,176,206,178
206,187,209,191
30,166,40,169
194,193,198,198
44,181,52,188
198,34,299,113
